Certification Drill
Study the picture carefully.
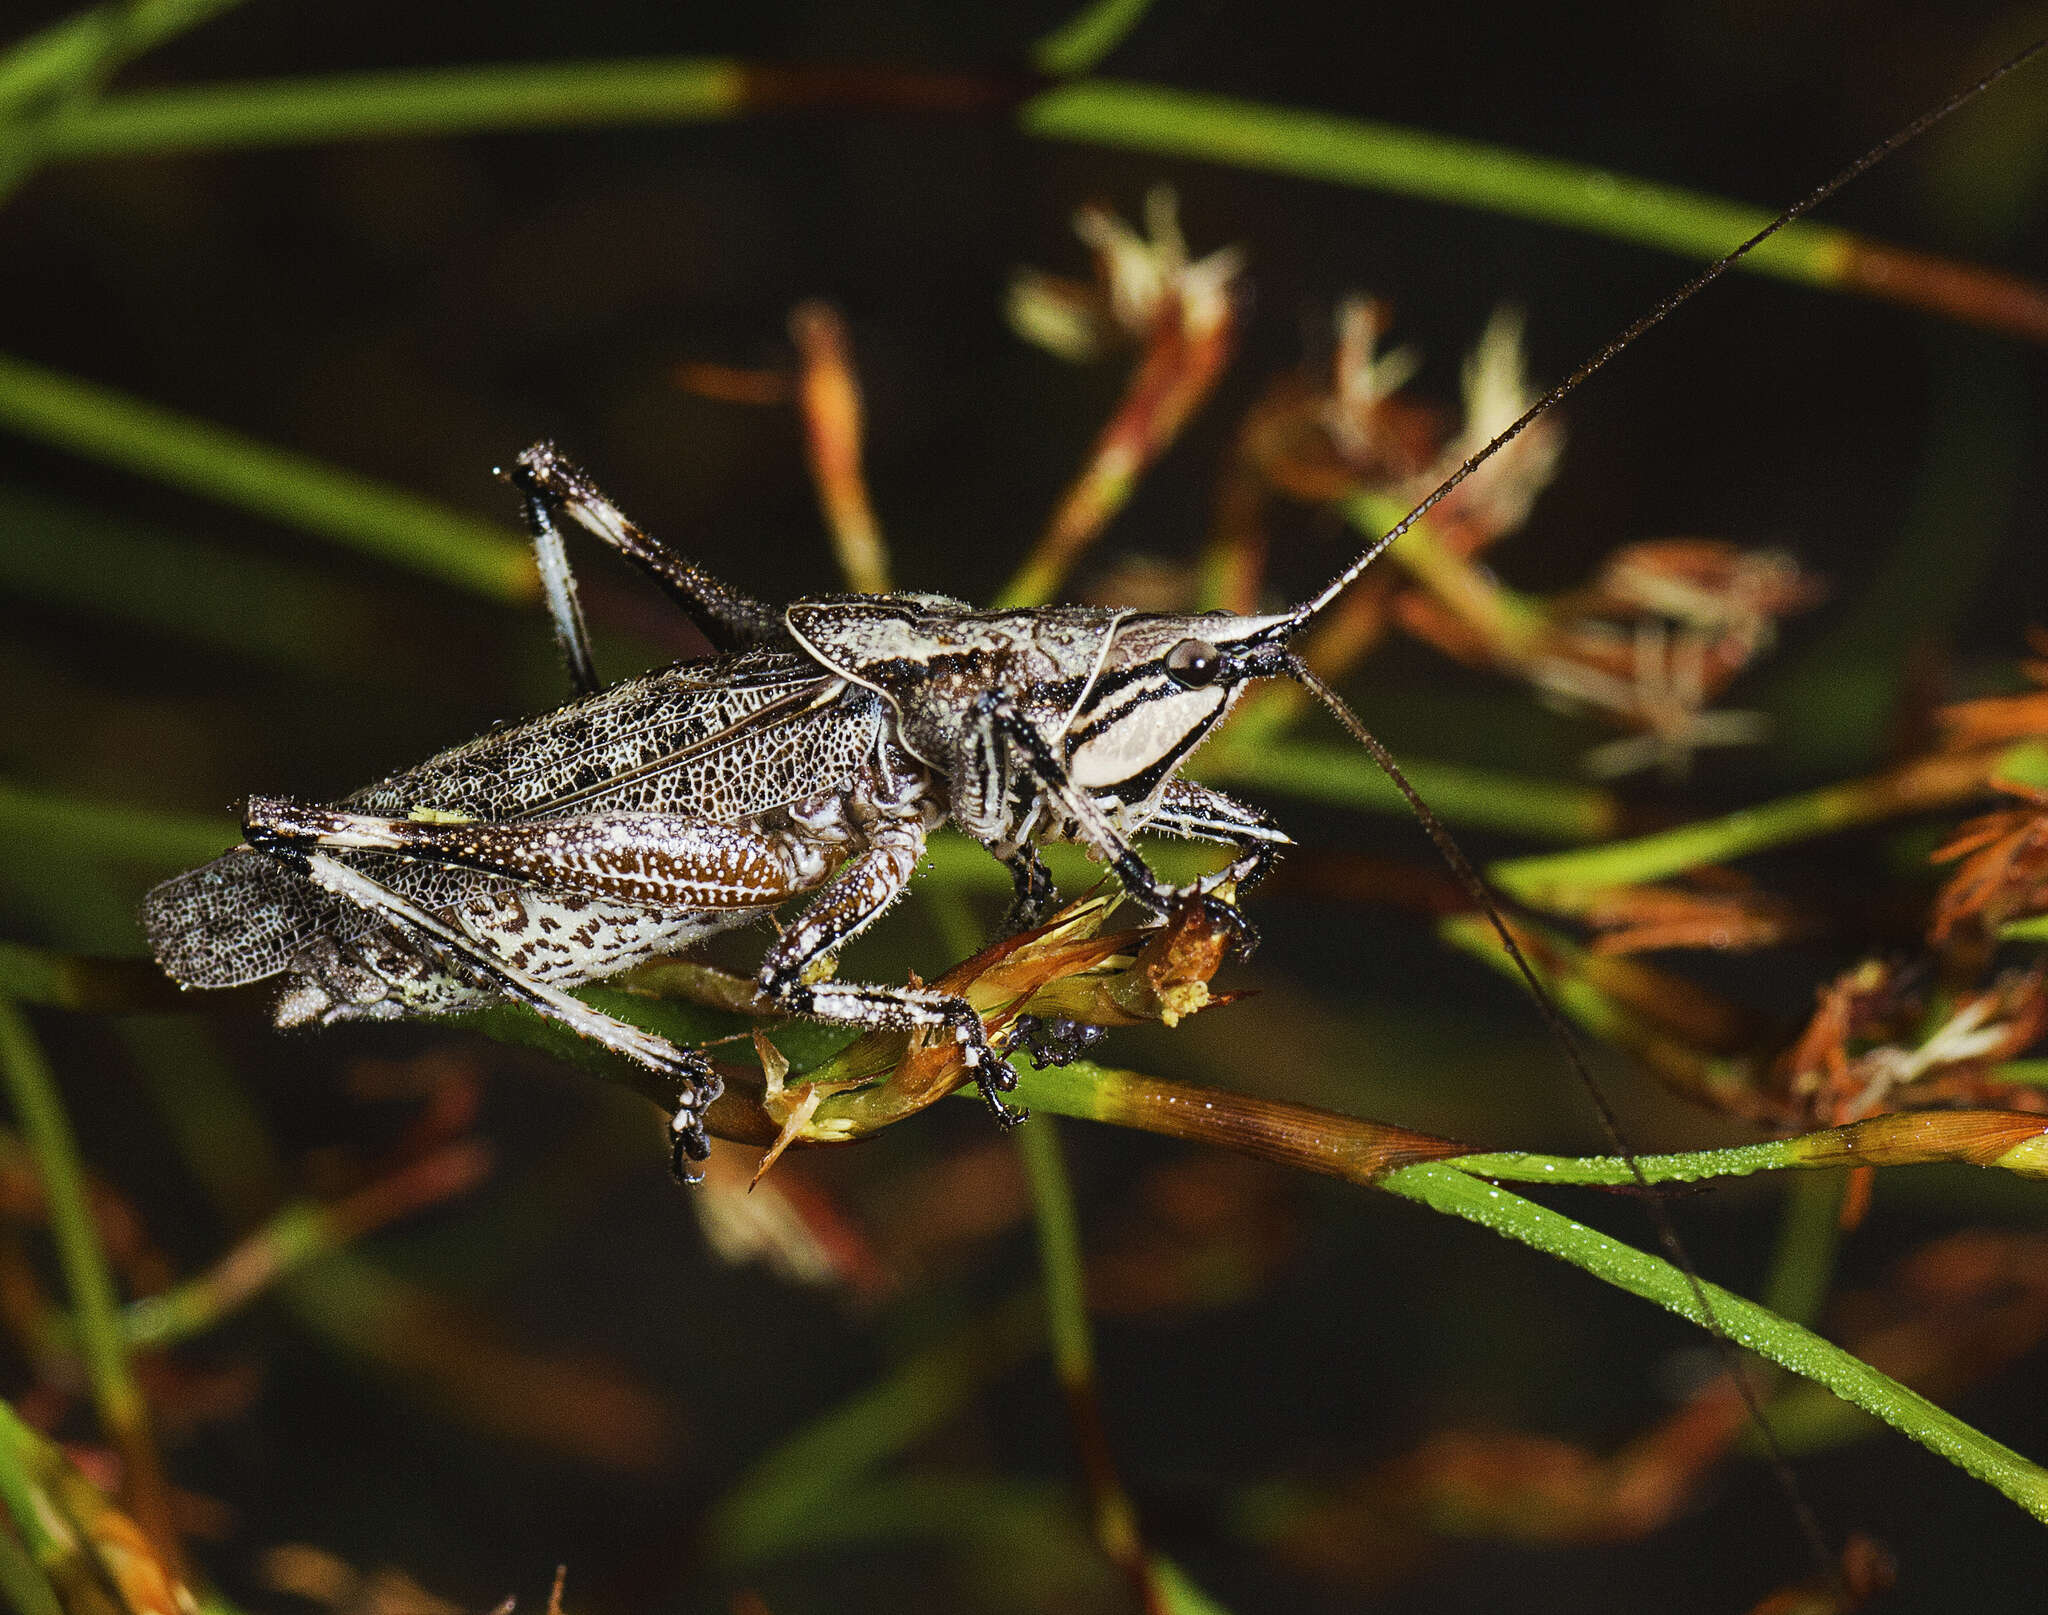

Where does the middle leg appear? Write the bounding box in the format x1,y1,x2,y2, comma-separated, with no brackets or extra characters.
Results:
759,816,1025,1126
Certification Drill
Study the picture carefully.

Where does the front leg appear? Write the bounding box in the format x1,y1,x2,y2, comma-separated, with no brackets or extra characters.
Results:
972,695,1260,957
1148,780,1292,895
759,817,1025,1127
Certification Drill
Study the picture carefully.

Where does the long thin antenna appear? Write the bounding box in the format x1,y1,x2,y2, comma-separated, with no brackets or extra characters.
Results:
1291,659,1840,1583
1289,34,2048,629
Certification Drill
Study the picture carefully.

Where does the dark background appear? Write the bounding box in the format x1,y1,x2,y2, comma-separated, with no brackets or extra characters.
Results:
5,2,2048,1610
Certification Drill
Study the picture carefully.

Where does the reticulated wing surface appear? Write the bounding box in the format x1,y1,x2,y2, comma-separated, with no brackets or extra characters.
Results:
142,651,885,987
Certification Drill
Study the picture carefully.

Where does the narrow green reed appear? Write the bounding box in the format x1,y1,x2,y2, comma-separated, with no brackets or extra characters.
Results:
0,1509,62,1615
1197,737,1617,842
1378,1159,2048,1524
0,1000,167,1531
37,58,747,154
29,54,2043,343
0,352,536,603
707,1293,1045,1566
0,0,249,117
1451,1138,1882,1186
1031,0,1163,78
0,1398,69,1613
1760,1172,1847,1331
1021,81,1847,283
1016,1115,1218,1610
0,780,236,870
1491,742,2041,909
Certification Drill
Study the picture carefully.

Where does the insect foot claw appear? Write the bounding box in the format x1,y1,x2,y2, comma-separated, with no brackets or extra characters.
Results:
950,1007,1027,1129
1191,891,1260,959
1011,1013,1109,1069
668,1105,712,1187
664,1064,723,1189
979,1078,1029,1129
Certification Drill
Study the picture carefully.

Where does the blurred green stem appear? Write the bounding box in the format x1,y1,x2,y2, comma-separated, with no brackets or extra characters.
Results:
0,1399,77,1615
0,1515,62,1615
1195,739,1617,843
1492,744,2022,910
0,999,181,1572
0,0,251,207
0,779,235,870
1017,1117,1177,1612
0,351,536,602
1032,0,1161,77
24,61,2048,340
0,0,248,116
1379,1158,2048,1524
707,1292,1044,1565
1761,1171,1847,1330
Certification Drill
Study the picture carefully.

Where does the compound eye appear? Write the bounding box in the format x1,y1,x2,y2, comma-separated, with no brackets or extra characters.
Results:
1165,638,1222,688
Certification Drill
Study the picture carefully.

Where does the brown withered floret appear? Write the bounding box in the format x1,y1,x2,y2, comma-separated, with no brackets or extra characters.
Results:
1773,959,2048,1130
1931,777,2048,942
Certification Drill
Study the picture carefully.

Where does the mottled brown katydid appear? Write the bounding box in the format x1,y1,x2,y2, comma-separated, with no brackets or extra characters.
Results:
139,40,2042,1225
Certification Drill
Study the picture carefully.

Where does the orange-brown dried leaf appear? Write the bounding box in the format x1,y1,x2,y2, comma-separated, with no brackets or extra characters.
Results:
7,1416,198,1615
1775,964,2048,1127
1582,539,1826,646
1580,877,1809,956
1744,1535,1894,1615
1086,1154,1298,1315
1931,797,2048,940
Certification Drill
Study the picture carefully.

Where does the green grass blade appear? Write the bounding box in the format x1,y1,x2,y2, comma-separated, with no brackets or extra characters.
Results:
1379,1159,2048,1523
0,485,430,680
0,779,235,869
0,351,535,602
1031,0,1163,77
40,58,746,154
1197,738,1617,842
0,0,249,116
707,1294,1043,1565
1022,80,1845,282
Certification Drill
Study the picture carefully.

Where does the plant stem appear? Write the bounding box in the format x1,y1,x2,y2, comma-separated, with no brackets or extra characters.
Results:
0,0,249,117
26,62,2048,341
0,351,536,603
1016,1116,1173,1613
1761,1171,1846,1330
1491,744,2015,909
0,779,235,869
40,57,749,152
1031,0,1162,77
1378,1158,2048,1524
1022,81,2048,343
706,1293,1045,1565
1195,739,1617,842
0,999,181,1573
0,1515,62,1615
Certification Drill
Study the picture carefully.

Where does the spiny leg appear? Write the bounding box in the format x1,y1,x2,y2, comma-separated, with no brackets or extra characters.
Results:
241,796,828,915
254,847,725,1182
758,820,1026,1127
507,443,789,653
518,478,599,696
970,693,1260,957
1148,780,1292,895
238,798,843,1181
